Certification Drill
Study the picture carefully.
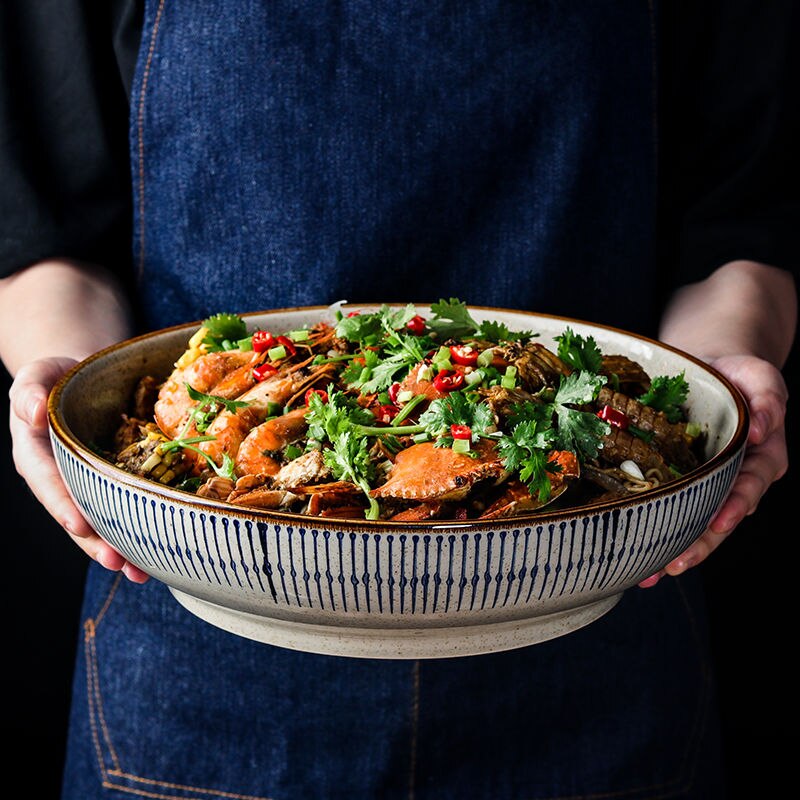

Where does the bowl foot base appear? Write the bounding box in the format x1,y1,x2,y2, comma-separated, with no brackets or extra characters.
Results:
169,590,622,659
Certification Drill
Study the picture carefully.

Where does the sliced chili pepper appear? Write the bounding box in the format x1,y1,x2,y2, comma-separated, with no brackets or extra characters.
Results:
449,344,478,367
450,424,472,440
388,382,401,403
406,315,426,335
251,330,276,353
374,404,399,423
276,335,297,357
252,363,278,382
432,370,465,392
596,404,629,430
346,310,361,317
304,388,328,406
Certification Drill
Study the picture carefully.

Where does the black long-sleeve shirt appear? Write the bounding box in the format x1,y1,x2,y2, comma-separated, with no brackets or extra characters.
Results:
1,0,798,288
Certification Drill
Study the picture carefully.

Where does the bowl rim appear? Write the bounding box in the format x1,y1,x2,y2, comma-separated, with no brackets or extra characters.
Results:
47,303,750,532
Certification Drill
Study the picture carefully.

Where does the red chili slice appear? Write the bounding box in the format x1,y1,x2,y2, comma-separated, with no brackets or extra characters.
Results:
388,382,401,403
450,424,472,440
276,335,297,357
432,370,465,392
406,315,426,335
252,363,278,381
449,344,478,367
596,404,630,430
304,388,329,406
251,330,276,353
374,404,399,423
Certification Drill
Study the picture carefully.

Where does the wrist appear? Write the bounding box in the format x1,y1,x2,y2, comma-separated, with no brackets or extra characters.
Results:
659,260,797,368
0,259,134,375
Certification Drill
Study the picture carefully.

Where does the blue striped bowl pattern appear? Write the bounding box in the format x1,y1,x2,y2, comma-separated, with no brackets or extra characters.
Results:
48,306,749,658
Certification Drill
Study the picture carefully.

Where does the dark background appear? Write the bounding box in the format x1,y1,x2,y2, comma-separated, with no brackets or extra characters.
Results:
3,339,797,798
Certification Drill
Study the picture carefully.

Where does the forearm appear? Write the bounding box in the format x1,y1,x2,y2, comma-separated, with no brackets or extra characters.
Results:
659,260,797,367
0,259,134,376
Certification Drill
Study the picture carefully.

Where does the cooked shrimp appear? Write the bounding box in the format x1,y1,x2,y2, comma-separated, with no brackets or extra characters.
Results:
199,364,334,467
234,407,310,476
154,349,258,438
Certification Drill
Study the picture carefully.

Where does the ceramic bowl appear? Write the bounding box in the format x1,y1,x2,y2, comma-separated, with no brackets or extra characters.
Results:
48,305,748,659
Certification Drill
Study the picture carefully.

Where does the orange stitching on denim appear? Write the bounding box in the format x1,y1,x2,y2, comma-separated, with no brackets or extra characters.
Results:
103,772,274,800
408,660,420,800
96,573,124,627
85,577,275,799
84,575,125,774
135,0,167,280
90,617,123,772
101,783,272,800
84,619,109,785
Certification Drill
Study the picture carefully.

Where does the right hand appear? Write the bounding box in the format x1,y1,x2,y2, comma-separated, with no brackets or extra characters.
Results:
9,357,149,583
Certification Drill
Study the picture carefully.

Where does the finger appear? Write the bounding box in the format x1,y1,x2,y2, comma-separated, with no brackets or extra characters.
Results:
664,442,786,577
8,363,147,581
122,562,151,583
638,570,664,589
712,432,788,531
663,528,728,576
747,389,789,446
9,404,95,536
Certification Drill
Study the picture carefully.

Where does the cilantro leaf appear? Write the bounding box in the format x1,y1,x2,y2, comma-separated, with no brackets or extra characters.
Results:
552,405,609,461
186,384,250,414
638,372,689,423
323,431,380,519
549,372,609,460
553,371,607,406
427,298,480,339
341,349,379,387
159,438,237,481
554,327,603,373
496,421,556,501
418,391,495,446
182,384,250,434
335,312,383,343
335,304,420,343
305,387,374,442
202,313,248,350
343,329,426,394
505,399,554,432
476,319,534,344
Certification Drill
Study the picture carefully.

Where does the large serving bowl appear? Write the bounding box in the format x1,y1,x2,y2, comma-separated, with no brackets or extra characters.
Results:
48,305,748,658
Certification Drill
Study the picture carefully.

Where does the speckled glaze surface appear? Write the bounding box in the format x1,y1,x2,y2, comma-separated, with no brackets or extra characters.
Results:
48,305,748,658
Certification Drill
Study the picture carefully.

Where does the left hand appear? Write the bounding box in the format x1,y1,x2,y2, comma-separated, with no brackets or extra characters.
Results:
638,353,789,587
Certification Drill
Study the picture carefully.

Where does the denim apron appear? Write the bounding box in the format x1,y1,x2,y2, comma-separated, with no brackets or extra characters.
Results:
62,2,726,798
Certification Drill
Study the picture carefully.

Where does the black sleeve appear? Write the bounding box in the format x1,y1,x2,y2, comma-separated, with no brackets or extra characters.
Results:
658,0,800,287
0,0,140,280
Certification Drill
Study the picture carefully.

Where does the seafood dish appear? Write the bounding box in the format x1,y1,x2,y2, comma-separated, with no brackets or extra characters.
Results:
107,300,706,522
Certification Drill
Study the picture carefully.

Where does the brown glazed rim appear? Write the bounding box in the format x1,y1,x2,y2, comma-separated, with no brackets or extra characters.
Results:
48,303,751,532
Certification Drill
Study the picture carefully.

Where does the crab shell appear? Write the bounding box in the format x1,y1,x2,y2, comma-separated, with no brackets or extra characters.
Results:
370,440,508,502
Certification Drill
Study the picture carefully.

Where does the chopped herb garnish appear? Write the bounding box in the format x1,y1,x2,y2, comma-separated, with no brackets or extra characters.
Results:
554,327,604,373
418,390,495,447
201,313,248,351
638,372,689,423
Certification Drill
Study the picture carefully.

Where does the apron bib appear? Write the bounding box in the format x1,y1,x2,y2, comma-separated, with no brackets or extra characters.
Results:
62,2,725,798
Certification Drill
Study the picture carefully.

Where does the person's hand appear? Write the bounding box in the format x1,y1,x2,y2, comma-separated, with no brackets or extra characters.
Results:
9,357,149,583
638,353,789,587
